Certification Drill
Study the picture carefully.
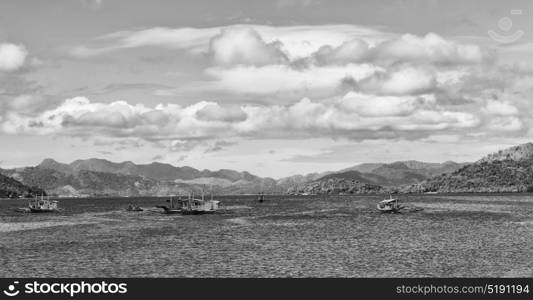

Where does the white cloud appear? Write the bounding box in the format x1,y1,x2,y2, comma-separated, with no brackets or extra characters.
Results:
204,63,381,95
313,39,370,65
373,33,491,65
357,65,437,95
0,43,27,71
1,94,484,142
486,116,523,132
73,26,487,67
196,103,247,122
69,27,221,57
208,27,287,66
69,24,392,59
484,100,519,116
276,0,315,8
339,92,426,117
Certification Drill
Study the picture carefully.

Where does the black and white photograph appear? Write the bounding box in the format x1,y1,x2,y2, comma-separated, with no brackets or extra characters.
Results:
1,0,533,297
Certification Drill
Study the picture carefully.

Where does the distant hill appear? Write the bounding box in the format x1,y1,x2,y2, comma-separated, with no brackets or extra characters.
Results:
340,163,385,173
315,170,388,185
341,160,467,183
276,172,333,190
286,160,466,193
287,177,384,195
38,158,271,183
409,143,533,193
0,158,282,196
0,173,43,198
0,166,210,197
477,143,533,163
6,142,533,197
369,163,428,186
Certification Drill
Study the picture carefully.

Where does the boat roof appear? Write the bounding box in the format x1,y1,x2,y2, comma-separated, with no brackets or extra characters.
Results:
178,199,219,203
379,198,399,204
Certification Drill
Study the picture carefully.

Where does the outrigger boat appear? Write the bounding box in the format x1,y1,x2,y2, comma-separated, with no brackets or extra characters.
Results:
157,193,219,215
28,194,59,213
156,196,182,214
179,196,219,215
257,192,265,203
126,204,143,212
377,195,404,213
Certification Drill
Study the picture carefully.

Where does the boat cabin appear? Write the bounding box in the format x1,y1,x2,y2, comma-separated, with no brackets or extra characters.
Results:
177,198,219,214
28,195,59,213
377,196,403,213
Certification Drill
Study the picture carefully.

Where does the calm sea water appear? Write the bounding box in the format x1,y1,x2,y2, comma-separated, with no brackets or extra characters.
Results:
1,194,533,277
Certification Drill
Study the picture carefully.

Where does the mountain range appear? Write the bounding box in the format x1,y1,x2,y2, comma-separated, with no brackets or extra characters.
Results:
3,142,533,197
408,142,533,193
286,161,467,194
0,159,282,197
0,173,44,198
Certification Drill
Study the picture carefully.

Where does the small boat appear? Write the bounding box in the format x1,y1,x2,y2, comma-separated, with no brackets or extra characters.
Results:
178,193,219,215
157,192,220,215
155,196,181,214
126,204,143,212
28,194,59,213
257,192,265,203
377,195,403,213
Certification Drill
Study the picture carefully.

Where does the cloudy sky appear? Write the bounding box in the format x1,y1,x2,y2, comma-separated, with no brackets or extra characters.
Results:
1,0,533,178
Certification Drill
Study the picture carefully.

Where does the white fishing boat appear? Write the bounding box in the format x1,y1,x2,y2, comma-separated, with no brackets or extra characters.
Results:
156,196,182,214
257,192,265,202
157,192,219,215
126,203,143,212
178,192,219,215
28,194,59,213
377,195,403,213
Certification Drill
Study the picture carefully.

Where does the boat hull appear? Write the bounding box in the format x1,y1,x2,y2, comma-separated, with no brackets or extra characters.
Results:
377,204,403,213
181,209,216,215
29,208,58,213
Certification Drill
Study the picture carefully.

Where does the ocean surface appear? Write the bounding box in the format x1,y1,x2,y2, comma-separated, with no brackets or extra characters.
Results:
1,194,533,277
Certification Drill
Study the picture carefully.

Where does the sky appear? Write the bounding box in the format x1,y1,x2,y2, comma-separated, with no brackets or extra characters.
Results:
1,0,533,178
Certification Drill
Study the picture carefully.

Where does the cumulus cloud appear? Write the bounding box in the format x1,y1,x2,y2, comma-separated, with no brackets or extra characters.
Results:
68,24,391,58
195,29,491,99
69,24,489,70
81,0,103,9
205,140,236,153
276,0,316,8
372,33,491,65
305,32,490,68
0,43,27,71
339,92,427,117
204,63,381,95
483,100,519,116
69,27,221,57
196,103,247,122
1,26,508,144
313,39,370,65
208,27,288,66
357,65,437,95
68,25,495,104
1,94,486,142
486,116,523,132
5,95,47,114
